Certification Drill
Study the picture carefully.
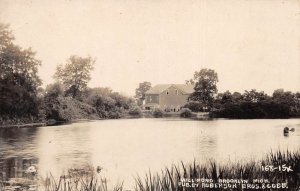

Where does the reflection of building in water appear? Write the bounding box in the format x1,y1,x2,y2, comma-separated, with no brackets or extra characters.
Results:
194,121,219,161
0,157,38,181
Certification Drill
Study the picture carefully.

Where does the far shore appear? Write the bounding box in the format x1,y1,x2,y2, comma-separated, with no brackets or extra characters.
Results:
0,112,208,129
1,112,298,129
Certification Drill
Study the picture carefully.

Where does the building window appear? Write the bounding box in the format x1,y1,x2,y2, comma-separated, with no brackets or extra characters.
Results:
166,90,169,95
175,89,178,95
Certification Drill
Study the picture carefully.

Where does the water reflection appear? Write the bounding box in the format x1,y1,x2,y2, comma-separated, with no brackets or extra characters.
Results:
0,157,38,180
0,128,39,182
0,118,299,188
36,123,92,177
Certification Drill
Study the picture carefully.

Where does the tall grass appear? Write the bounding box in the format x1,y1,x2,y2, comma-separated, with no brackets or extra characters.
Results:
1,150,299,191
0,166,123,191
40,167,124,191
135,150,300,191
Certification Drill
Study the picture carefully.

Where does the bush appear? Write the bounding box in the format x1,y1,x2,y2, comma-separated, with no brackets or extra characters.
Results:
183,101,205,112
42,96,98,121
152,108,164,118
180,108,192,118
82,87,136,119
107,109,123,119
128,107,142,117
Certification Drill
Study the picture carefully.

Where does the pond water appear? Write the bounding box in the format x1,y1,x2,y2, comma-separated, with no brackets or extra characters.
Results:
0,118,299,189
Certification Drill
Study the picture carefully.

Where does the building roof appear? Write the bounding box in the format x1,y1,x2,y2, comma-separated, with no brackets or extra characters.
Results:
146,84,194,95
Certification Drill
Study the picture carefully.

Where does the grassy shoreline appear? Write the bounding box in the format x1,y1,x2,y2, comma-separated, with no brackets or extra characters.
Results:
1,150,299,191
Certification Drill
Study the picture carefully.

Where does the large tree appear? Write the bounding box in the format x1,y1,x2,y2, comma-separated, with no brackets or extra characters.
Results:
243,89,269,103
54,55,95,98
189,68,218,107
0,23,42,118
135,81,151,105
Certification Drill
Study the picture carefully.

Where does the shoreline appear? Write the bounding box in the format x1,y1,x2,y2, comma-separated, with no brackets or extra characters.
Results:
0,122,47,129
0,115,299,129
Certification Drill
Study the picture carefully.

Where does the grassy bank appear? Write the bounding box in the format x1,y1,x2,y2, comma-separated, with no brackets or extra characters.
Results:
1,150,299,191
136,150,300,190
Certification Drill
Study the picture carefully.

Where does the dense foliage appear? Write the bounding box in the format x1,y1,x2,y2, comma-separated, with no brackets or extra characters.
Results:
179,108,192,118
41,83,98,121
188,68,218,108
0,24,41,122
152,108,164,118
82,87,136,119
185,68,300,119
0,23,139,125
54,55,95,98
211,89,300,119
183,101,205,112
135,81,152,106
128,106,142,117
40,84,137,121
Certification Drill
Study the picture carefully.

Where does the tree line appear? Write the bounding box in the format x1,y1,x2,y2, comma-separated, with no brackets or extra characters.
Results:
183,69,300,119
0,23,137,125
1,23,299,123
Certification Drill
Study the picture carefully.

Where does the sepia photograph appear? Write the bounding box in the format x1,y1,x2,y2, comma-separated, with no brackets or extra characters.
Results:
0,0,299,190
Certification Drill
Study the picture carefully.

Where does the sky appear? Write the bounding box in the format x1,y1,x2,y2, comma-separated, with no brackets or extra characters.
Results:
0,0,299,96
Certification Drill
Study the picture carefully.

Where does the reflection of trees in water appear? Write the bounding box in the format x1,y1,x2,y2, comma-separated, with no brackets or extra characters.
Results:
0,128,39,181
0,127,38,142
0,157,38,181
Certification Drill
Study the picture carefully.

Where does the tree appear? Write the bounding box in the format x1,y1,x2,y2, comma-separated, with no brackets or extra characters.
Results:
45,82,64,98
232,92,243,103
272,89,295,106
185,79,195,85
189,68,218,108
219,90,233,104
0,23,42,118
82,87,136,119
54,55,95,98
243,89,269,103
135,81,151,105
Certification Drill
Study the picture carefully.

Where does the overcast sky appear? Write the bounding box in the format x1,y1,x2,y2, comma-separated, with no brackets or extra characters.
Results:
0,0,299,96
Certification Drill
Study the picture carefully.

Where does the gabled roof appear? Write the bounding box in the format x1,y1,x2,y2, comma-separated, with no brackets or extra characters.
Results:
175,84,194,94
146,84,194,95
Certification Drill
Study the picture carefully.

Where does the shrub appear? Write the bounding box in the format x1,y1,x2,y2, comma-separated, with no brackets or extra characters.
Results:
180,108,192,118
82,87,136,119
42,96,98,121
128,107,142,117
152,108,164,118
183,101,205,112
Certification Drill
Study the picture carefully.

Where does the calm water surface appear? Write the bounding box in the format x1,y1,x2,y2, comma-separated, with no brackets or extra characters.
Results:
0,118,299,188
